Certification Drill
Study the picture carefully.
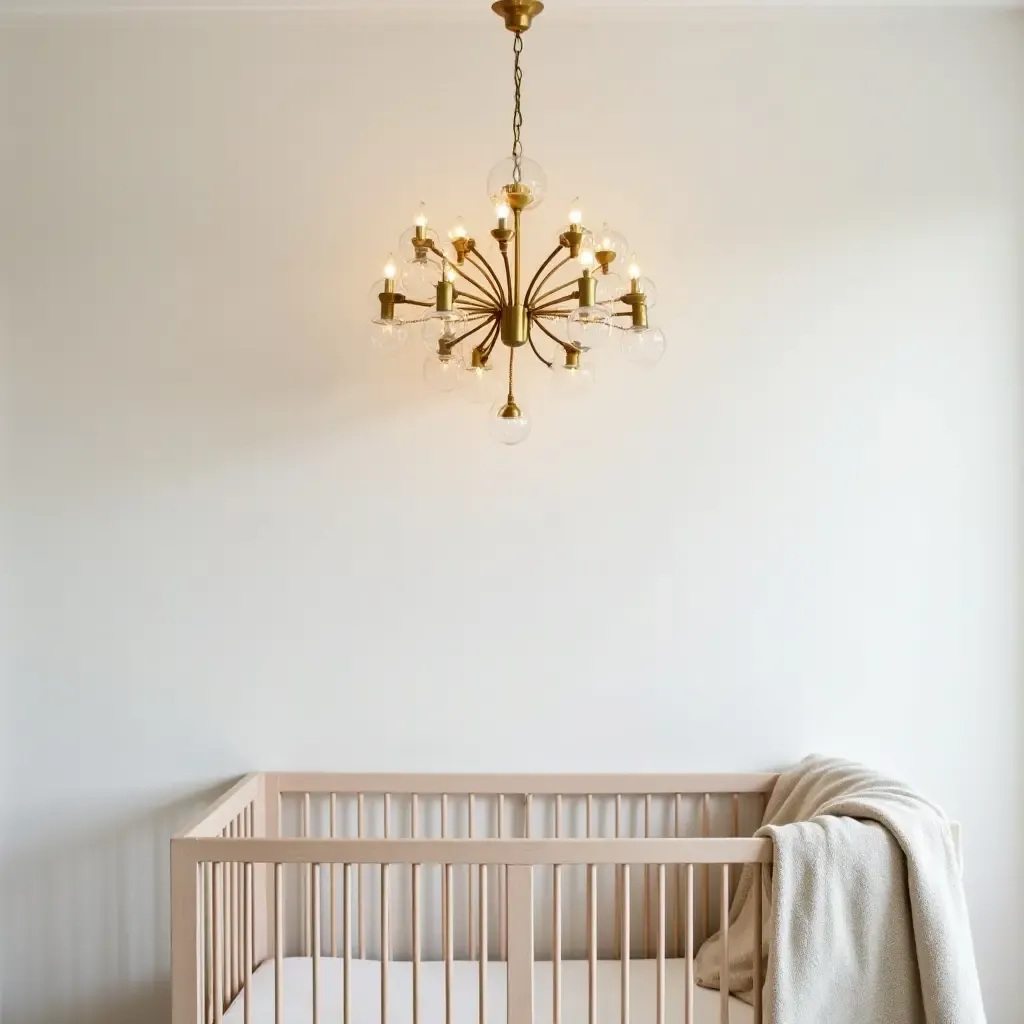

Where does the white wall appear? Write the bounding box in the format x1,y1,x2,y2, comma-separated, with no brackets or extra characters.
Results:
1,7,1022,1022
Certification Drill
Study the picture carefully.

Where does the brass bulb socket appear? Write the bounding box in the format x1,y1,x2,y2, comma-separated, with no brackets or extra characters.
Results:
471,347,487,369
435,280,454,313
595,250,616,272
378,293,397,320
491,227,513,249
561,225,585,258
498,399,523,419
492,0,544,32
631,300,648,329
500,304,529,347
450,236,473,264
504,184,533,212
564,347,581,370
578,273,597,308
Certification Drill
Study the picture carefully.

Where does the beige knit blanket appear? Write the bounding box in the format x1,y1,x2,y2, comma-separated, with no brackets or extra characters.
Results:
694,756,986,1024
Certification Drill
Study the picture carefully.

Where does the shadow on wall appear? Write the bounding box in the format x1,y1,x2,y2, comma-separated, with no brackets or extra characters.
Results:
0,785,228,1024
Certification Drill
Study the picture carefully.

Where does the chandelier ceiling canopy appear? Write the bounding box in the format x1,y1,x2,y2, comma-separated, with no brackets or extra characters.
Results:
369,0,666,445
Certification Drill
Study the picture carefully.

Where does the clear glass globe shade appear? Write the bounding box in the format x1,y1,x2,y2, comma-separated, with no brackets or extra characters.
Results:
463,361,497,405
423,350,464,392
486,156,548,211
398,224,440,262
551,352,596,399
567,306,612,351
370,320,408,356
637,276,659,309
489,398,531,445
621,325,666,366
594,223,629,259
595,270,626,307
421,309,467,352
401,256,441,303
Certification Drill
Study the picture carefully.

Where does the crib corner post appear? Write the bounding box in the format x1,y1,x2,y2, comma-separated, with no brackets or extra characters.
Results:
171,839,199,1024
507,864,534,1024
258,772,280,965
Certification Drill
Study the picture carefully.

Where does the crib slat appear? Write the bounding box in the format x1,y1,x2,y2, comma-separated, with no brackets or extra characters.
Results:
311,864,321,1024
498,793,507,962
621,863,630,1024
720,864,730,1024
685,864,694,1024
383,793,391,966
702,794,710,944
343,863,352,1024
586,795,594,977
213,863,223,1024
588,863,597,1024
302,794,311,959
645,794,652,959
441,795,449,962
479,864,488,1024
675,794,682,958
234,817,242,994
205,863,214,1024
197,863,205,1024
656,864,665,1024
553,796,562,1024
358,794,366,959
468,794,475,960
614,794,622,960
226,821,235,1000
753,863,763,1024
412,862,421,1024
274,863,283,1024
445,863,454,1024
330,795,338,959
243,861,252,1024
381,863,389,1024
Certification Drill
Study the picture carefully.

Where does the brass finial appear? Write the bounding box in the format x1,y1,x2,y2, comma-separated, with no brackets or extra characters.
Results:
491,1,544,33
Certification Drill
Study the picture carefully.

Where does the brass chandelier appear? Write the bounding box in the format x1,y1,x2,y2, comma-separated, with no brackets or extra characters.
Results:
369,0,666,445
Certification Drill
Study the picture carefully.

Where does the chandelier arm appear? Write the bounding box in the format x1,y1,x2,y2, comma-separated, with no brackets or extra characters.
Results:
466,250,506,306
527,332,554,369
528,257,574,305
536,310,573,318
523,245,565,306
530,315,571,353
501,249,514,305
476,320,501,359
454,315,500,346
531,292,578,313
428,244,502,306
454,295,497,313
396,298,434,308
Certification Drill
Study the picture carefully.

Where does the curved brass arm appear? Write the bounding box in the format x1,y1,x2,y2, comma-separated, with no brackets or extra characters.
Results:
527,256,574,309
532,292,578,313
531,277,579,309
427,243,501,307
477,320,501,359
396,298,434,308
467,250,506,307
531,315,570,354
501,250,514,304
534,309,574,318
455,314,499,346
524,245,565,306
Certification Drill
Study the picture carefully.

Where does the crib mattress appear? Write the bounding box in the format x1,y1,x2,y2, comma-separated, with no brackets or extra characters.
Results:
223,958,754,1024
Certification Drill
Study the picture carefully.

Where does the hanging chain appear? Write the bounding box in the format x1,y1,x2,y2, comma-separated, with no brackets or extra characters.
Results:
508,346,515,401
511,32,523,184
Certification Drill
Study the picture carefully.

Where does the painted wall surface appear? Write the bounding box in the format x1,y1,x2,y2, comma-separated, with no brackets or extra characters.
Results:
1,8,1021,1022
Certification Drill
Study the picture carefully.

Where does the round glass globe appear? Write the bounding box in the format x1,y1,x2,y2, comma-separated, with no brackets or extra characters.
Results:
462,360,497,405
551,350,596,399
621,325,666,366
489,397,531,445
370,319,408,356
398,224,440,261
636,276,659,310
595,270,626,308
567,305,612,351
594,223,629,260
423,350,464,392
486,156,548,211
401,256,441,303
421,309,467,352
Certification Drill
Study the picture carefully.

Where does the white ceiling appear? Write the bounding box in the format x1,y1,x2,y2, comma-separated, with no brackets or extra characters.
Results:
1,0,1020,13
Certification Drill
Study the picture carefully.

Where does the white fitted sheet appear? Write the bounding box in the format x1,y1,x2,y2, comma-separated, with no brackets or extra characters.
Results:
222,958,753,1024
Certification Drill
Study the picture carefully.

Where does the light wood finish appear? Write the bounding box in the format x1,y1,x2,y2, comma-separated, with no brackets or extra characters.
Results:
732,794,740,839
479,864,488,1024
274,864,283,1024
588,863,597,1024
506,865,534,1024
412,863,421,1024
445,863,454,1024
441,795,449,963
656,864,665,1024
189,837,774,865
701,795,710,946
358,794,366,959
753,863,763,1024
674,794,682,958
720,864,730,1024
685,865,694,1024
343,863,352,1024
468,794,475,960
554,793,562,1024
302,794,311,958
644,794,651,959
243,861,252,1024
620,865,630,1024
498,793,507,962
614,795,622,961
259,774,279,968
170,841,199,1024
272,773,778,796
213,863,224,1024
381,864,389,1024
177,774,262,838
311,864,321,1024
330,795,338,959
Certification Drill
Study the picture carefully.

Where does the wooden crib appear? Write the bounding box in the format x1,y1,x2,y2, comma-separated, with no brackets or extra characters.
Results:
171,773,778,1024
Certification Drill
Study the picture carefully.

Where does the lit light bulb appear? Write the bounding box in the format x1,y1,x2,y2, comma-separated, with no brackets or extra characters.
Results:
494,201,510,230
414,202,428,229
383,253,397,281
444,265,456,283
568,197,583,227
578,246,596,271
627,253,641,281
449,216,468,241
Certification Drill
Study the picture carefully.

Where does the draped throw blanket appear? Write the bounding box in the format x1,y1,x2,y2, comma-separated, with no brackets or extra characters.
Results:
694,756,986,1024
